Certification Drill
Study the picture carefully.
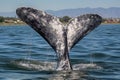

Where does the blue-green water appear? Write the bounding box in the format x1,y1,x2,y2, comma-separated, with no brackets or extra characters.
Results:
0,24,120,80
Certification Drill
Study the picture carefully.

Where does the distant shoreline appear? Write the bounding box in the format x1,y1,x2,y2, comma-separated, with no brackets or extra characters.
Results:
0,16,120,26
0,23,120,26
0,23,26,26
101,23,120,25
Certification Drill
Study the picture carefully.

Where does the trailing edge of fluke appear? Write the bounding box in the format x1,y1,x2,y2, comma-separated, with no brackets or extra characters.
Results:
16,7,102,70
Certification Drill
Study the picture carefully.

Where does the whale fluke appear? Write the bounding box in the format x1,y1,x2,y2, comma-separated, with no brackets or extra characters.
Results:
16,7,102,70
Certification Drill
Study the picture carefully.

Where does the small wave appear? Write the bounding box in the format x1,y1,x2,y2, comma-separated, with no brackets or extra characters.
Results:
7,43,28,46
88,52,110,58
0,29,4,33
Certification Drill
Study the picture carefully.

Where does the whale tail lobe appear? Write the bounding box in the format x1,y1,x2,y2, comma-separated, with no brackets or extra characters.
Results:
16,7,102,70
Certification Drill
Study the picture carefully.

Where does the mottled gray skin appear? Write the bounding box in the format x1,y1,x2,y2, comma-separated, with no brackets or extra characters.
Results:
16,7,102,70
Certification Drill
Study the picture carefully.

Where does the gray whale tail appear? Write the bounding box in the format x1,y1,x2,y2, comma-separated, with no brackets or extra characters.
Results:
16,7,102,70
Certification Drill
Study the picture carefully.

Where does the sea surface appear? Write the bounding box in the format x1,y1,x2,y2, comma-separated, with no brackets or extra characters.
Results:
0,24,120,80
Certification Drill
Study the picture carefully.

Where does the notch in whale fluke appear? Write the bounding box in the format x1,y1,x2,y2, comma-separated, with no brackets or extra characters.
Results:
16,7,102,70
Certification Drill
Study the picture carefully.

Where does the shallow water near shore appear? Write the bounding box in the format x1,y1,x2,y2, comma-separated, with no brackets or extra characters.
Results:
0,24,120,80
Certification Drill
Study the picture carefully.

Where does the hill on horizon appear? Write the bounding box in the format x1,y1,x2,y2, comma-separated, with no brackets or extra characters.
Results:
46,7,120,18
0,7,120,18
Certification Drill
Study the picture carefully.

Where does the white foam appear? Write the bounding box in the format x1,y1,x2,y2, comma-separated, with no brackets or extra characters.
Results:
73,63,102,70
10,59,56,71
10,60,102,71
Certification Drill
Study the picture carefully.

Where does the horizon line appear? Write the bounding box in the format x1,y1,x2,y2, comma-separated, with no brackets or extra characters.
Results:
0,7,120,13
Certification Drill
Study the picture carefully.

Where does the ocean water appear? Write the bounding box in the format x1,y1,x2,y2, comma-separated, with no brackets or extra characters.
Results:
0,24,120,80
